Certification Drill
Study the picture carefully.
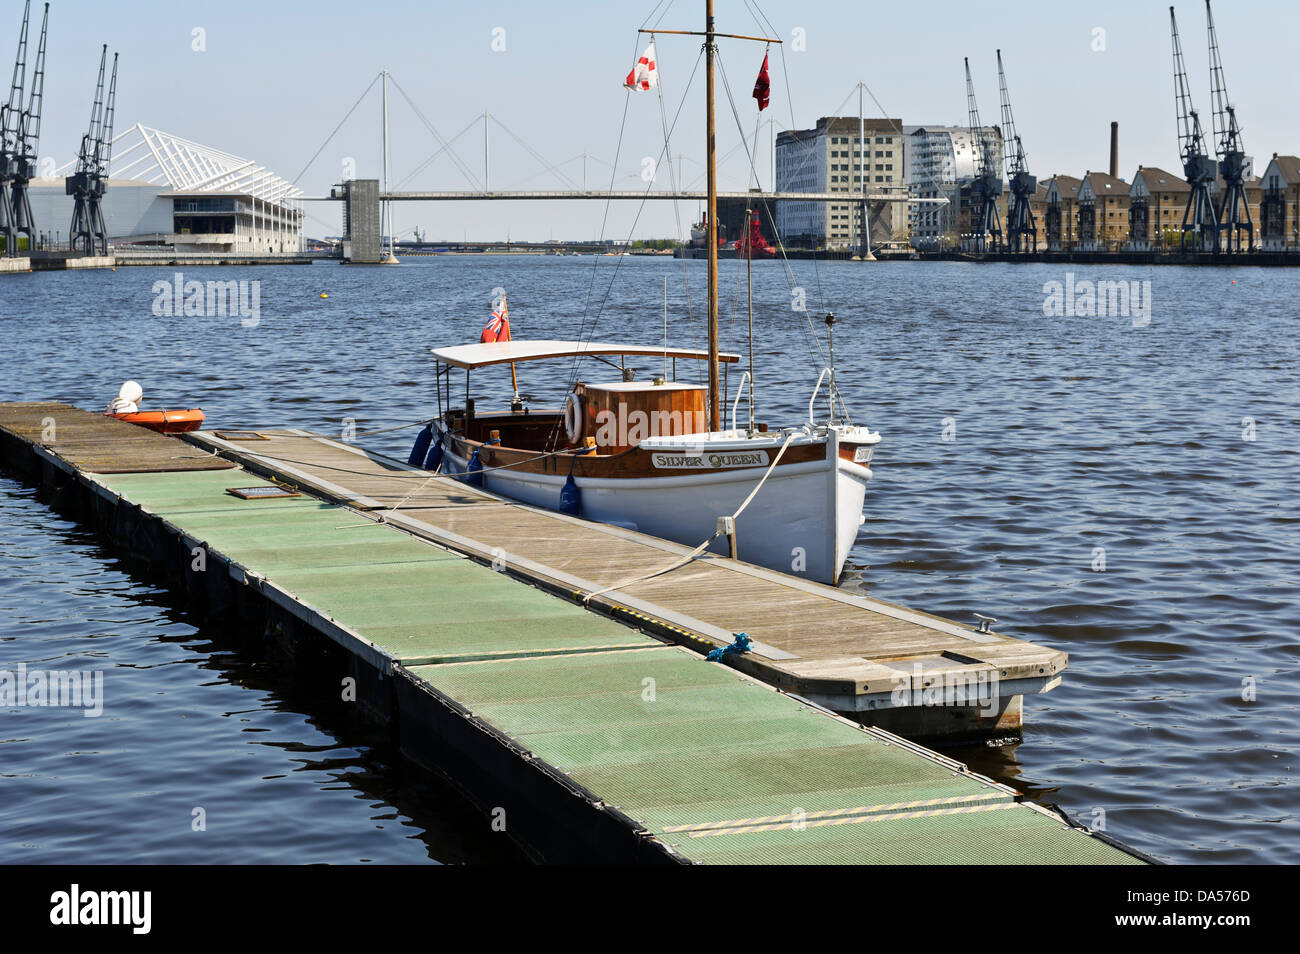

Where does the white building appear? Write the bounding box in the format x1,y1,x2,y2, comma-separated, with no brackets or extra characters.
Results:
906,125,1001,249
774,116,906,249
27,177,172,246
28,124,304,254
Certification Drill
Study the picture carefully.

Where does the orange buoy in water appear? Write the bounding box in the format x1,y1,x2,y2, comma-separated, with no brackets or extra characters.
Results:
320,292,328,298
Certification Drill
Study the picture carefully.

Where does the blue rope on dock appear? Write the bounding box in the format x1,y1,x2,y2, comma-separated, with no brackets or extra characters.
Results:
707,632,751,662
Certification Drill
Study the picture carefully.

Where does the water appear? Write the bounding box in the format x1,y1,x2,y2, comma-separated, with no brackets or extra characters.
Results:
1,256,1296,864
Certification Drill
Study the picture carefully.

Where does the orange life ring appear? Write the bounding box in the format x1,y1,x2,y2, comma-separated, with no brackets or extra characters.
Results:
109,409,206,434
564,393,584,444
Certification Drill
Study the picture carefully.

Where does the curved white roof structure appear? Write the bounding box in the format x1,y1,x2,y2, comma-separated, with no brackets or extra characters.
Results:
56,123,303,206
431,340,742,370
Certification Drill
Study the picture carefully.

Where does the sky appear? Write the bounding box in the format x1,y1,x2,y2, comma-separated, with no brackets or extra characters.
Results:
13,0,1300,241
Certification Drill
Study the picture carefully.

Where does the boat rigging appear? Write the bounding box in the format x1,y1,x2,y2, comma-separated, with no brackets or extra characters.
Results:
412,1,882,585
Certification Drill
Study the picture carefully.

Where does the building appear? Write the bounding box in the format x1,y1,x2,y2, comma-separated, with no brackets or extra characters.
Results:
1044,175,1082,251
774,116,906,249
1258,155,1300,250
1026,180,1051,251
956,181,1010,251
29,124,304,254
27,176,172,247
906,124,1001,250
1239,176,1264,250
1076,171,1129,251
1128,167,1190,250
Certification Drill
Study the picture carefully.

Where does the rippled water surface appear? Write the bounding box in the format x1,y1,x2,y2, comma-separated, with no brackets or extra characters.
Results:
1,256,1296,864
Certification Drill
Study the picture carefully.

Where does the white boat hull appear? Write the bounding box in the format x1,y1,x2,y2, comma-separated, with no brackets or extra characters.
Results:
435,424,874,584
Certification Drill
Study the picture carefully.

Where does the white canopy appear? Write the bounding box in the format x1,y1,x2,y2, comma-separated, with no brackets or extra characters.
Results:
431,339,741,370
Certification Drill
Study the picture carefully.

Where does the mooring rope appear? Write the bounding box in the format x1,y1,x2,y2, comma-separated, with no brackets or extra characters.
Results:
349,416,436,437
580,429,797,605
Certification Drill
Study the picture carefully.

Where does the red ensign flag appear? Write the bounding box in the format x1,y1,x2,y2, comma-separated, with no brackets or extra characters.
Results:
752,54,770,111
481,299,510,343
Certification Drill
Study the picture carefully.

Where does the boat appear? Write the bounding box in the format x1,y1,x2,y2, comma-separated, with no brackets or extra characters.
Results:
689,210,727,250
414,3,881,585
734,212,777,258
109,408,206,434
689,214,708,248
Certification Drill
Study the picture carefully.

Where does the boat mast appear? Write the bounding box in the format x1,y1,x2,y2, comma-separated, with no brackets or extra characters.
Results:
645,3,776,431
705,0,719,432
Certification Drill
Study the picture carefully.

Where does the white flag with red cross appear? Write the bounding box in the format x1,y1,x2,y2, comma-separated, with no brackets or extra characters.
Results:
624,42,658,92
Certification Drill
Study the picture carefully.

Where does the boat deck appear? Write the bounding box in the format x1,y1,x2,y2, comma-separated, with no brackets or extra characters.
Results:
186,426,1066,737
0,402,1146,864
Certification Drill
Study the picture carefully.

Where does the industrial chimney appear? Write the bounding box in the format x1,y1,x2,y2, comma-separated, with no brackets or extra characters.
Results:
1109,122,1119,178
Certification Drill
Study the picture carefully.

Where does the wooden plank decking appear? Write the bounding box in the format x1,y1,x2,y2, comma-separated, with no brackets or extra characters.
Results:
186,427,1066,737
0,402,234,474
0,401,1147,864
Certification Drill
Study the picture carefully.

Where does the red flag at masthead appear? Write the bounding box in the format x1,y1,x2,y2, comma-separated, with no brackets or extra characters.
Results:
752,53,771,111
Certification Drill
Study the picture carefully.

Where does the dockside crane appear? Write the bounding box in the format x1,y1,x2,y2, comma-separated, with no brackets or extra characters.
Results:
68,46,118,255
2,1,47,258
997,50,1036,254
964,57,1002,253
0,0,30,255
1205,0,1251,252
10,1,47,254
1170,5,1217,251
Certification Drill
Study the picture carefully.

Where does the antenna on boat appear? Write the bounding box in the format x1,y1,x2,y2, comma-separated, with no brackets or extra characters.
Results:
705,2,719,431
745,205,756,435
825,312,837,424
663,276,670,382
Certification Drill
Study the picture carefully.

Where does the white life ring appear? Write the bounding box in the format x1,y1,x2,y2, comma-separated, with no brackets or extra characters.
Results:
564,393,584,444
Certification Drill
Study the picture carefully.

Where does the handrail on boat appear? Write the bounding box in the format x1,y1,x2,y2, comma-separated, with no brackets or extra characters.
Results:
731,371,751,433
809,368,831,426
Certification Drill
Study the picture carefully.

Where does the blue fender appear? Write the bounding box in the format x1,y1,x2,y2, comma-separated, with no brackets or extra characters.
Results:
423,433,444,472
407,424,432,466
463,445,484,486
559,473,581,515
